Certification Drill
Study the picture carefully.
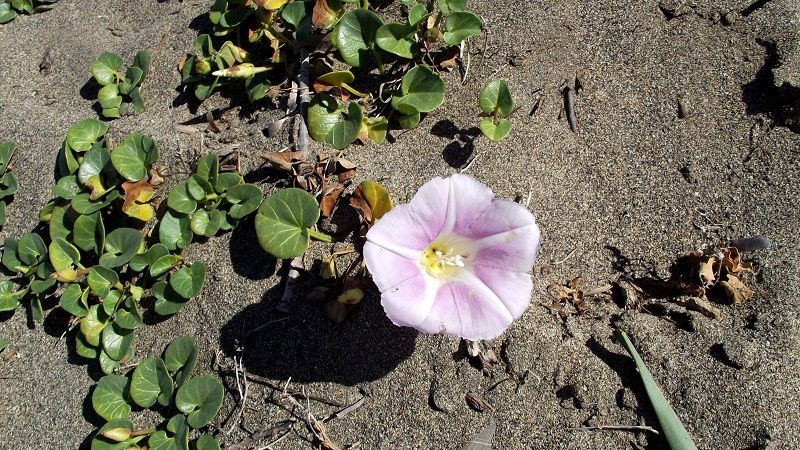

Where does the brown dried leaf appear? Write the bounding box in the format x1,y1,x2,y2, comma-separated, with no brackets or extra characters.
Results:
149,165,167,186
465,393,495,412
678,296,722,319
698,256,718,287
320,183,345,217
718,275,754,304
121,180,154,212
175,124,200,134
219,151,240,173
722,247,753,275
266,85,282,102
260,151,305,172
205,111,221,133
436,46,460,71
266,117,289,138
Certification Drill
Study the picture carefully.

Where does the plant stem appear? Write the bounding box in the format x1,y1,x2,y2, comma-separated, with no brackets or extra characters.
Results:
371,47,385,75
308,228,334,243
361,0,369,9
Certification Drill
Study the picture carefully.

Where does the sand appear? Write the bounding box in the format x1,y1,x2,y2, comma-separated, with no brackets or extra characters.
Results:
0,0,799,449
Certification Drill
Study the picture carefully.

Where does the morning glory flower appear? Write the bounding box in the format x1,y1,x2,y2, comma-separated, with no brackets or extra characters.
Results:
364,174,541,340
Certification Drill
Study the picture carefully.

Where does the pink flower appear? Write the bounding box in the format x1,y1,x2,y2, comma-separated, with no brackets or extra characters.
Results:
364,174,541,340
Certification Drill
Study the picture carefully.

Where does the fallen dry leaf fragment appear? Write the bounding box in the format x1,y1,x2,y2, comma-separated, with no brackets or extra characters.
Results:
721,247,753,275
320,183,345,218
465,393,495,412
676,296,722,319
717,274,754,304
260,150,305,172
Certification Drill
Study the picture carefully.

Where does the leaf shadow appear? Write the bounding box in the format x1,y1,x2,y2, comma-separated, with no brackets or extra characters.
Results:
431,120,482,168
219,280,417,385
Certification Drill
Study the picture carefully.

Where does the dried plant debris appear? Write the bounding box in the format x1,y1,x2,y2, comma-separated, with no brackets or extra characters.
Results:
546,276,612,319
464,339,502,377
465,392,495,412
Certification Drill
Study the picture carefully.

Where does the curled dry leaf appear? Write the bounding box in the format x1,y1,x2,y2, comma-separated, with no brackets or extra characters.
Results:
436,46,460,71
465,393,495,412
717,274,754,304
260,150,305,172
121,180,155,221
219,150,240,173
149,164,167,186
721,247,753,275
319,183,345,218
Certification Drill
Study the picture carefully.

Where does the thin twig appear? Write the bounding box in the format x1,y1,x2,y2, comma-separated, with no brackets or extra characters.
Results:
297,48,311,159
553,247,577,265
255,429,292,450
460,153,480,174
218,370,346,407
568,425,659,435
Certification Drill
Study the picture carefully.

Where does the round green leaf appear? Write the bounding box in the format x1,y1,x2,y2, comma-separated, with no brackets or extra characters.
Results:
71,190,120,215
17,232,47,266
255,188,320,259
164,335,198,387
443,11,482,46
398,110,421,129
0,4,17,24
176,375,224,429
131,356,174,408
437,0,467,14
73,211,105,255
479,79,513,117
315,70,354,88
98,84,123,109
195,154,218,183
100,228,144,268
213,172,242,194
59,284,88,318
111,133,159,182
148,255,181,278
408,4,429,26
152,281,191,316
49,237,81,272
81,305,109,345
189,209,210,236
224,183,262,219
167,182,198,215
376,23,416,59
92,374,131,421
479,117,512,141
102,323,134,361
92,52,124,86
148,415,189,450
0,280,24,312
333,9,384,68
169,262,206,299
159,211,194,251
53,175,83,200
307,93,363,150
114,297,143,330
88,265,119,298
194,435,221,450
129,243,169,272
391,65,445,114
75,332,99,359
187,175,212,201
78,145,113,185
67,119,108,152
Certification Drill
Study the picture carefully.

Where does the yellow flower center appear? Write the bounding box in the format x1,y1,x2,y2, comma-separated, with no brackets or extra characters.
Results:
421,236,473,278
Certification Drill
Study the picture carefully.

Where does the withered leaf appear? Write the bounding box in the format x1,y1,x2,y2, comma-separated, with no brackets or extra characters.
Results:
320,183,345,217
717,275,754,304
205,111,221,133
122,180,154,211
266,116,289,138
465,393,495,412
219,151,240,173
698,256,717,288
436,46,460,71
722,247,753,275
260,150,305,172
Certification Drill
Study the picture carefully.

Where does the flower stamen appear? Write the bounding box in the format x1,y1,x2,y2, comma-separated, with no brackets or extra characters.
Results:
422,243,469,278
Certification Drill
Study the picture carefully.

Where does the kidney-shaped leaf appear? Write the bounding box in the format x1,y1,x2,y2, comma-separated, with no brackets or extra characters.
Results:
67,119,108,152
169,261,206,299
443,11,482,46
164,335,198,387
333,9,384,68
224,183,262,219
73,211,105,255
102,324,134,361
376,23,416,59
479,79,513,117
59,283,88,318
307,93,363,150
159,211,193,251
255,188,320,259
194,435,221,450
479,117,512,141
88,265,119,298
91,52,124,86
92,374,130,421
152,281,191,317
176,375,224,429
148,414,190,450
391,65,445,114
111,133,159,182
99,228,144,269
167,182,198,215
437,0,467,14
131,356,174,408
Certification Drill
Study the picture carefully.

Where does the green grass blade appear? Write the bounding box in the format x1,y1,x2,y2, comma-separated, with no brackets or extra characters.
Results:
614,329,698,450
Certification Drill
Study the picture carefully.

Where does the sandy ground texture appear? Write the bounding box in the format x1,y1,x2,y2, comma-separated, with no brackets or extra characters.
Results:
1,0,799,449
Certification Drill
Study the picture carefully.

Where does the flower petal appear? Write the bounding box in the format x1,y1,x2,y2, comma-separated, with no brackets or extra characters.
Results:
418,277,515,340
464,198,537,240
445,174,495,236
363,241,422,291
472,266,532,319
405,176,450,242
378,272,439,329
473,215,541,274
366,204,432,256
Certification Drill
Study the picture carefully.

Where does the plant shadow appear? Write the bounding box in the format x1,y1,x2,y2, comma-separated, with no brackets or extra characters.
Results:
219,281,417,385
431,120,482,168
228,214,278,281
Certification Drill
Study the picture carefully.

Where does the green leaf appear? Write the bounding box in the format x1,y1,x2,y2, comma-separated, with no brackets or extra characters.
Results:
99,346,132,374
0,141,15,174
0,280,25,312
148,414,190,450
189,209,211,236
71,190,120,215
479,79,513,117
152,281,191,317
255,188,320,259
151,255,183,277
114,296,143,330
102,324,134,361
194,435,221,450
245,75,271,103
307,93,363,150
615,330,698,449
357,180,393,220
176,375,224,429
133,50,152,79
99,228,144,269
49,205,75,243
159,211,194,251
88,265,119,298
111,133,159,182
49,237,80,272
187,175,213,201
333,9,384,68
59,284,88,317
479,117,512,141
408,4,428,26
398,110,421,129
213,172,242,194
121,67,144,95
1,238,22,273
167,182,198,215
53,175,83,200
92,52,124,86
0,171,17,199
67,119,108,152
78,145,113,186
17,232,47,266
164,335,198,387
129,243,168,272
92,374,131,421
131,356,174,408
170,262,206,299
391,65,445,114
437,0,467,14
75,332,99,359
224,183,262,219
443,11,482,46
196,154,219,183
98,84,123,110
376,23,416,59
362,116,388,144
0,4,17,24
73,211,105,254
